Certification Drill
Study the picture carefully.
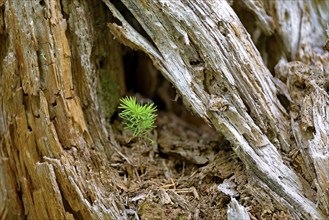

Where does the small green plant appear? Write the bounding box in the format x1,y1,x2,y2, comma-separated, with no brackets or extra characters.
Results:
118,96,157,142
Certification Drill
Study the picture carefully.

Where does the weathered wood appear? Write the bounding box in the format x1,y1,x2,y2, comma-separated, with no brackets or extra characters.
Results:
0,0,126,219
239,0,274,36
104,0,327,218
250,0,329,216
279,60,329,215
227,198,250,220
1,0,329,219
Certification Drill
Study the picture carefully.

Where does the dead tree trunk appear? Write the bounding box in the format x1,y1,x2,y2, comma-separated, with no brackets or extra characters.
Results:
105,0,329,219
1,0,329,219
0,0,126,219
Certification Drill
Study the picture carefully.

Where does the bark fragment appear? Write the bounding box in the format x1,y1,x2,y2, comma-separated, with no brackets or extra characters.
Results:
227,198,250,220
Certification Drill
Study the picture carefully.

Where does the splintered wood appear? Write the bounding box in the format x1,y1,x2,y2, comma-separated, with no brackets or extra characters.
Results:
0,1,126,219
1,0,329,219
105,0,329,219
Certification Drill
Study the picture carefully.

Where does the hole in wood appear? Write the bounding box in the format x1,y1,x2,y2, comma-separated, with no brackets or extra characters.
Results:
110,0,152,43
294,81,306,90
39,0,45,6
277,94,290,112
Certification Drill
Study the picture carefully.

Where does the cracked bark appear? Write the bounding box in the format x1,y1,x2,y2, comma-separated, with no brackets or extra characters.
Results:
1,0,329,219
1,0,126,219
104,0,328,219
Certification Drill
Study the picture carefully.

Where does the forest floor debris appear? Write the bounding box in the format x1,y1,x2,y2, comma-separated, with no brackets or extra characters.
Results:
111,112,292,219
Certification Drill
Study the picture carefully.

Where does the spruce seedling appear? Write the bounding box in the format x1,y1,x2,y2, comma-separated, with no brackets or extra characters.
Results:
118,96,157,142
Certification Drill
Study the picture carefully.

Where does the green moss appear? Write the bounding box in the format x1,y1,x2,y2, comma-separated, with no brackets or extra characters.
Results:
97,69,121,119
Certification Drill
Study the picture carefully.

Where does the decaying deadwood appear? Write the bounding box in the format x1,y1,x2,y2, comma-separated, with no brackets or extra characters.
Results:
105,0,329,219
0,0,126,219
227,198,250,220
282,60,329,215
1,0,329,219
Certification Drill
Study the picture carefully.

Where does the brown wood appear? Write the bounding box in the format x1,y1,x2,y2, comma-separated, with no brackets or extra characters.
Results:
1,0,125,219
1,0,329,219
